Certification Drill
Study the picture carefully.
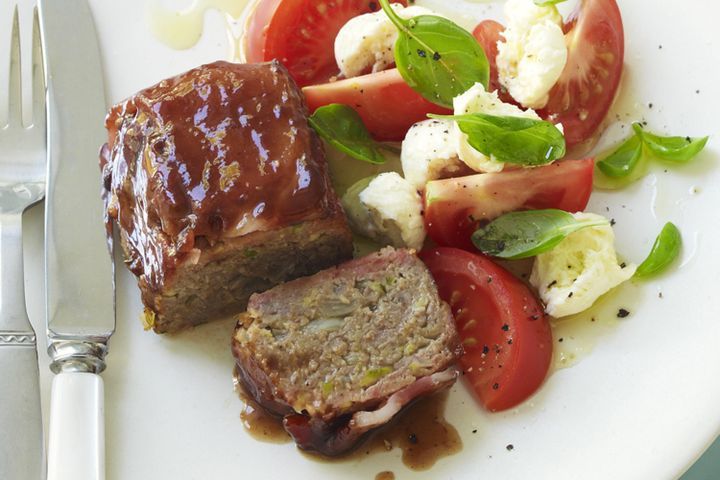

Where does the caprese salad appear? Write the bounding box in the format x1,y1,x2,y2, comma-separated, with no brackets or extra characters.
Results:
243,0,708,411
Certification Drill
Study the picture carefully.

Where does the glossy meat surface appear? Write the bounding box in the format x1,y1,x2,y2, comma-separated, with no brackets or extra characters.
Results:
102,61,339,295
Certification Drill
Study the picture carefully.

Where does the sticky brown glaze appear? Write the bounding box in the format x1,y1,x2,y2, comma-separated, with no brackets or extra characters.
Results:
102,61,338,295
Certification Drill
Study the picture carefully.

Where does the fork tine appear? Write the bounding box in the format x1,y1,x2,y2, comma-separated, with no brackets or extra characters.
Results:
31,6,45,131
7,6,22,126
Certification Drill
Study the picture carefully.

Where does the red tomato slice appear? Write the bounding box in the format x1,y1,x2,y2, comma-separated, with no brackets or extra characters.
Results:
539,0,625,152
245,0,406,87
424,158,594,250
420,248,552,412
303,69,451,142
472,20,514,103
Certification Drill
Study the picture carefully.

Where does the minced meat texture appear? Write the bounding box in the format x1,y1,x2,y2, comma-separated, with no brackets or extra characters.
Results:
232,248,462,455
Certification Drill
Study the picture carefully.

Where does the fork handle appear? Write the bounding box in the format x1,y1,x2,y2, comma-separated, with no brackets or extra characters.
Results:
0,212,45,480
0,213,30,327
0,342,44,480
47,372,104,480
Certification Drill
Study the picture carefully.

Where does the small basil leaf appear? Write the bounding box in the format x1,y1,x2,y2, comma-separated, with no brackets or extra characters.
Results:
308,104,386,164
594,151,650,190
596,134,643,178
379,0,489,108
635,222,682,278
633,123,709,163
341,175,376,235
534,0,567,5
379,143,402,156
431,113,565,165
472,209,608,260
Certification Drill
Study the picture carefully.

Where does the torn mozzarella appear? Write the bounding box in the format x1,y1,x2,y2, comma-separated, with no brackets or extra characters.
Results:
496,0,568,109
401,119,463,191
530,212,637,318
334,4,436,78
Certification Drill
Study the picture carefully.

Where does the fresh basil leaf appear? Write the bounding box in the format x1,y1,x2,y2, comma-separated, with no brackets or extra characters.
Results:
308,104,386,164
633,123,709,163
594,152,650,190
596,122,709,188
597,122,708,180
635,222,682,278
341,175,376,235
379,0,489,108
596,134,643,178
472,209,608,260
431,113,565,165
533,0,567,5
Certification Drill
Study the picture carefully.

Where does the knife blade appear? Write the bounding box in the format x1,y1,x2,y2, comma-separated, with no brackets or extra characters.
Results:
40,0,115,479
41,0,114,363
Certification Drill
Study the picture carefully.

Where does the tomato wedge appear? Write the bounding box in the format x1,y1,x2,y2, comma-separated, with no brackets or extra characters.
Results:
303,69,451,142
472,20,514,103
420,248,552,412
424,158,594,250
539,0,625,152
245,0,406,87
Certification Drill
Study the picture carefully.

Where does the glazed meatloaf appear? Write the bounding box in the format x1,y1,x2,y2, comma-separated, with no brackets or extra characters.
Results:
232,248,463,456
101,61,353,333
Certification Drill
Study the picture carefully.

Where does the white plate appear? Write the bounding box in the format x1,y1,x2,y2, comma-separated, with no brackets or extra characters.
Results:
22,0,720,479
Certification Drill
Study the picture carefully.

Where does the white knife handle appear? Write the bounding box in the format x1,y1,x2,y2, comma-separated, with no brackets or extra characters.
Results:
47,372,105,480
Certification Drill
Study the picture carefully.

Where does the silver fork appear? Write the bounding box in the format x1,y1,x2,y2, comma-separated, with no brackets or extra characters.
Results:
0,5,46,480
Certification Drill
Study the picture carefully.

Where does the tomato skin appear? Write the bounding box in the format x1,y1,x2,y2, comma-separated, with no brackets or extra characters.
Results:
245,0,406,87
424,158,594,250
244,0,283,64
472,20,516,104
539,0,625,152
303,69,451,142
473,1,624,152
420,248,552,412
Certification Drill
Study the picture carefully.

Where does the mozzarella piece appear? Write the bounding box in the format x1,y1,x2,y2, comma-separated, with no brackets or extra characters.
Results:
503,0,563,32
334,4,435,78
496,0,568,109
530,213,637,318
453,83,541,173
343,173,426,250
401,119,463,191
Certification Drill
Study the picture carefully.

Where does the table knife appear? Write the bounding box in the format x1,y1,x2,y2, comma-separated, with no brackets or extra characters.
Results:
39,1,115,479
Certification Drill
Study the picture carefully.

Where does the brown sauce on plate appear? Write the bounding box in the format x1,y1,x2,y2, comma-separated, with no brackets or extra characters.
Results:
375,472,395,480
234,367,462,470
238,392,291,444
322,391,462,471
233,370,290,444
366,391,462,471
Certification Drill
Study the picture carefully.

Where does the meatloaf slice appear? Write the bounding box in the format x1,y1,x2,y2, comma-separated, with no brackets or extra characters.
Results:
101,61,353,333
232,247,463,456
